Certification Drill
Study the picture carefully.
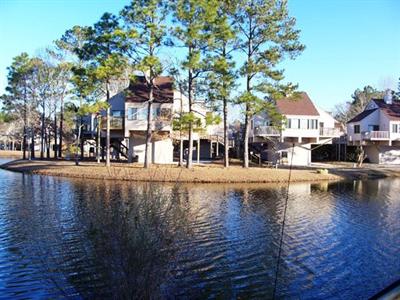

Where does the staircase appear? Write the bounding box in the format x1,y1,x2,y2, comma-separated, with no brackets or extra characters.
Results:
110,140,128,160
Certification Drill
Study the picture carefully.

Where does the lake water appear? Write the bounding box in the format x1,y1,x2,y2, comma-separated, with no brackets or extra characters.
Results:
0,158,399,299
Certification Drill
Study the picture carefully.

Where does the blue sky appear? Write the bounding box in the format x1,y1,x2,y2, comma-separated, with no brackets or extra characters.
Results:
0,0,399,115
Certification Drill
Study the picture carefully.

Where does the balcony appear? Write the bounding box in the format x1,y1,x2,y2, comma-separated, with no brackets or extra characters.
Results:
319,127,340,137
254,126,280,136
101,116,124,130
362,131,389,140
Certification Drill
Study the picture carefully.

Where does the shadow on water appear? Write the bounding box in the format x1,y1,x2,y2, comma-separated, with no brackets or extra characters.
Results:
0,164,399,299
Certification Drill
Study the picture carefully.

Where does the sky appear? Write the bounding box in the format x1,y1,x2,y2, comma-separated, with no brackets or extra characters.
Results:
0,0,399,115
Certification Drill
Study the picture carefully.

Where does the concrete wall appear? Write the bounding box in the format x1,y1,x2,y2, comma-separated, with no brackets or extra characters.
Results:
364,145,380,164
260,142,311,166
128,135,173,164
364,145,400,164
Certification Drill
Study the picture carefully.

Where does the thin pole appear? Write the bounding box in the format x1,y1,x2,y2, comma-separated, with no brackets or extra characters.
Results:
272,143,295,299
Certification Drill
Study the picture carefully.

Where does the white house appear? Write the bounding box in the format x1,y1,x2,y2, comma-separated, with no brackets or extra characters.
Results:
250,92,342,166
82,76,224,164
347,91,400,164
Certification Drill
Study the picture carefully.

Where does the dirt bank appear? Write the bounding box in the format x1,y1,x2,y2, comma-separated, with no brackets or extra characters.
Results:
0,159,343,183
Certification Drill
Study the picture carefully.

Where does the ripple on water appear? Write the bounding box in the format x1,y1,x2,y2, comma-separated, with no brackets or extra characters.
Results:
0,169,399,299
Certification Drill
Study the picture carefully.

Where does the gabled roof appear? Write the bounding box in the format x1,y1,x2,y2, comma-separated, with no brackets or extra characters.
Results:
347,109,377,123
125,76,174,103
276,92,320,116
372,99,400,121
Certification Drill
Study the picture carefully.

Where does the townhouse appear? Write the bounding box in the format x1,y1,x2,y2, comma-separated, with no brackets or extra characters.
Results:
250,92,342,166
82,76,224,164
347,91,400,164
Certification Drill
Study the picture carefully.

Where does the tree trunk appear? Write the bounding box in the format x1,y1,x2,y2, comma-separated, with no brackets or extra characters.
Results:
106,83,111,167
97,115,101,164
242,20,254,169
31,127,35,159
223,97,229,168
40,102,45,159
243,107,250,168
75,125,82,166
54,108,57,158
46,127,50,158
144,82,154,168
58,97,64,158
178,87,184,167
23,126,27,160
186,66,194,169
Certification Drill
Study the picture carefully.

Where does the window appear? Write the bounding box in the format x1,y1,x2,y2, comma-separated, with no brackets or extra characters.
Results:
281,151,288,158
152,107,161,119
307,119,318,129
393,124,399,133
127,108,137,120
288,118,300,129
368,125,379,131
112,110,123,117
138,108,147,120
354,124,360,134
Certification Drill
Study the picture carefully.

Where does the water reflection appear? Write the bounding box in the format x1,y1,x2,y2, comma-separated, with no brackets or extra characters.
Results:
0,164,399,299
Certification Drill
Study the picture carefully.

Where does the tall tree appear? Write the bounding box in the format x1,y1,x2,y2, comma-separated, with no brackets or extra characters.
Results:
206,0,238,168
1,53,36,159
120,0,169,168
56,26,91,158
78,13,128,167
235,0,304,168
172,0,219,168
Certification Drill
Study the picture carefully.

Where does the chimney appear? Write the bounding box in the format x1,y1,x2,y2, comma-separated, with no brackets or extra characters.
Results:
384,89,393,105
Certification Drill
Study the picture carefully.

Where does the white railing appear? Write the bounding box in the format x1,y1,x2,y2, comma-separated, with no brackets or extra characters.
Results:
254,126,280,136
319,127,340,137
362,131,389,140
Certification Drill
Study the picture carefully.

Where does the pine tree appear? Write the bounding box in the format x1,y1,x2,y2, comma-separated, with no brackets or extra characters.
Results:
172,0,219,168
1,53,36,160
235,0,304,168
206,0,238,168
120,0,168,168
78,13,128,167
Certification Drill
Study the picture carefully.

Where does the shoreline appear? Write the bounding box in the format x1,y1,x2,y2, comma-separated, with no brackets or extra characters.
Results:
2,158,400,184
0,159,346,184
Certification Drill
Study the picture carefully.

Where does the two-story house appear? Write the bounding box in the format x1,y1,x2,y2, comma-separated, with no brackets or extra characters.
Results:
82,76,224,164
250,92,342,166
347,90,400,164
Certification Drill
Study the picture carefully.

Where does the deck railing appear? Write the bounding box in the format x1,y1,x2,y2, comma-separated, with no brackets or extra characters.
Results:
362,130,389,140
254,126,280,136
319,127,340,137
101,116,124,130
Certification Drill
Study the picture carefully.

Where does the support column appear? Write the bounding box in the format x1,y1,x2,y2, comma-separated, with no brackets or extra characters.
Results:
128,134,134,163
209,141,213,158
197,139,200,164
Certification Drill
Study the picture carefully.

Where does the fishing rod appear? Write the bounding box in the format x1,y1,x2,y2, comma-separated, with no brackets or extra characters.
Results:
272,143,295,299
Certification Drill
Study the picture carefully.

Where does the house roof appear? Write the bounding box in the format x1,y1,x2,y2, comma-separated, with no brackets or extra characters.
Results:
276,92,320,116
347,99,400,123
125,76,174,103
347,109,377,123
372,99,400,121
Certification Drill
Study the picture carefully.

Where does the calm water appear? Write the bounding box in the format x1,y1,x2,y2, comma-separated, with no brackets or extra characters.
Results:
0,158,399,299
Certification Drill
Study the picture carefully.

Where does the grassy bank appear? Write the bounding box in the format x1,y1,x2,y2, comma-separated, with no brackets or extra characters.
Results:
2,159,400,183
0,159,342,183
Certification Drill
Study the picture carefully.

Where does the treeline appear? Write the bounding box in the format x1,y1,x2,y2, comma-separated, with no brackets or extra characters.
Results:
0,0,304,168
